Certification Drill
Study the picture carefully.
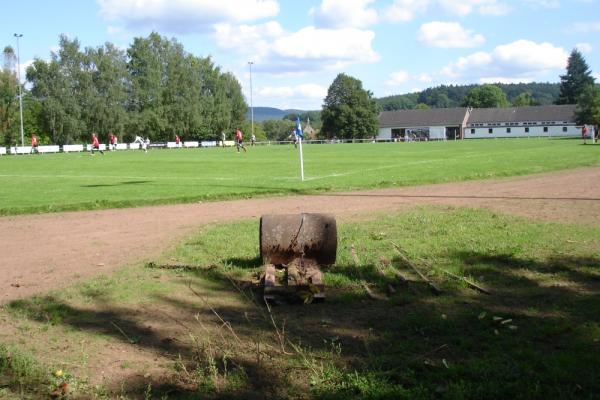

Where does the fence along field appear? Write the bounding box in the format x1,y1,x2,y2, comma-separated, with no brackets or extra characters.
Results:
0,139,598,216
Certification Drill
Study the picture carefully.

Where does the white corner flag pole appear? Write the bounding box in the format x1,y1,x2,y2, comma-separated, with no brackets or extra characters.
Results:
299,136,305,181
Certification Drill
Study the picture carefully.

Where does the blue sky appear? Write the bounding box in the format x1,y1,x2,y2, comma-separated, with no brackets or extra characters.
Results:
3,0,599,110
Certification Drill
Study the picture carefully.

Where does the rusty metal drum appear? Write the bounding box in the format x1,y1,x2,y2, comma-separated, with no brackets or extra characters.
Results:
259,213,337,266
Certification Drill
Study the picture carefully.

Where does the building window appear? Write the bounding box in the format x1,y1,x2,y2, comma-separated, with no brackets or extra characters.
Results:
488,128,493,134
563,126,567,132
507,128,511,133
471,128,475,134
543,127,548,132
525,127,529,133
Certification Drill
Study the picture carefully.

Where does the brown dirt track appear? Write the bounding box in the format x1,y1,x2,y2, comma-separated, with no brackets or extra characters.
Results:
1,167,599,304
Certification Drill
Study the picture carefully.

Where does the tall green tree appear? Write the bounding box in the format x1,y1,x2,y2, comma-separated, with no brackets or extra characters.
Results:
575,84,600,126
512,92,534,107
556,49,595,105
462,84,509,108
84,43,128,142
0,46,19,146
321,73,378,139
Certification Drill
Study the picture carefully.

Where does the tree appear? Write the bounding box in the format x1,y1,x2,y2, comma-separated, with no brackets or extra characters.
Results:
575,84,600,126
0,47,19,145
415,103,430,109
462,84,509,108
262,119,295,141
512,92,533,107
556,49,595,105
321,73,378,139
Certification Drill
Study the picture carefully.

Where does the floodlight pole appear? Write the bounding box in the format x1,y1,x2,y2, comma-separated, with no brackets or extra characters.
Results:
14,33,24,148
248,61,254,139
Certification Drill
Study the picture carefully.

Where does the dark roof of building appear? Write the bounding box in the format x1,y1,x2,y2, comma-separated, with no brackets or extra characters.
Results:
379,107,468,128
468,105,577,123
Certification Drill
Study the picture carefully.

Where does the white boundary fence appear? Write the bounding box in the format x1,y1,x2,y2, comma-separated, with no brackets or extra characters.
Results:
0,135,596,157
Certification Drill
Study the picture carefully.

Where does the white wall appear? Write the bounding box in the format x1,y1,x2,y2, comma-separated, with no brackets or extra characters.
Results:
63,144,85,152
429,126,446,140
0,147,6,155
38,145,61,153
465,125,581,139
377,127,392,140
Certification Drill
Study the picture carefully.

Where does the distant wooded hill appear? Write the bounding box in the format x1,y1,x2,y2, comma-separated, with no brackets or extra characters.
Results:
246,107,305,122
376,82,561,111
249,82,562,123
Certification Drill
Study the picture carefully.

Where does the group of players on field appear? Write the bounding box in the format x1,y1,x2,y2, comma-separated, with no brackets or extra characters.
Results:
27,128,257,155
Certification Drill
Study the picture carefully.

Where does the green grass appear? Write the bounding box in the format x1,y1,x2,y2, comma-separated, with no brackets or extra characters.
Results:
2,207,599,398
0,139,598,215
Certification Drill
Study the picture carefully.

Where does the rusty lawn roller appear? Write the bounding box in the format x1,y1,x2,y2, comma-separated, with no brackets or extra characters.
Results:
260,213,337,266
259,213,337,303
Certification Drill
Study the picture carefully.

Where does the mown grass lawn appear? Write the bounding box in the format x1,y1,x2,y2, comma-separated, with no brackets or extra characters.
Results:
1,206,598,399
0,139,598,215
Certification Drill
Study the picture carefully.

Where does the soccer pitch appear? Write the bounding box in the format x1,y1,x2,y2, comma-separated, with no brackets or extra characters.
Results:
0,139,598,215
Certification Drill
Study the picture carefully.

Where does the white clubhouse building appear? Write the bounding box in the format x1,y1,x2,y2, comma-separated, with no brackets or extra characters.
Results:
378,105,583,140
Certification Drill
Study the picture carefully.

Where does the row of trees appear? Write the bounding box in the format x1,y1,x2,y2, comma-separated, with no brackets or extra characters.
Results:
376,82,561,111
0,33,247,146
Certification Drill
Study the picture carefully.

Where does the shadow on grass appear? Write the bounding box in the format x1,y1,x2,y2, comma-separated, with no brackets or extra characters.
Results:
81,180,153,188
3,253,600,399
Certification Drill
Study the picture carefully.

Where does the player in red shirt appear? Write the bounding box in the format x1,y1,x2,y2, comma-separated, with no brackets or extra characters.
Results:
30,134,39,154
235,128,247,153
109,133,117,150
91,133,104,155
175,134,181,148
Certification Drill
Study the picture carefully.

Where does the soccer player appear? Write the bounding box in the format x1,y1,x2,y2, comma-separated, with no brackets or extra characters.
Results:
109,133,118,150
235,128,247,153
30,134,39,154
175,134,181,148
90,133,104,155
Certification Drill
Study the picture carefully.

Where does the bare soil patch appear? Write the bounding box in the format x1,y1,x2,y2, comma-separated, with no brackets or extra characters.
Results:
1,167,599,304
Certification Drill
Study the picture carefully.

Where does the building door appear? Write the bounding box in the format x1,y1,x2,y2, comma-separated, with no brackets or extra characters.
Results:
446,127,459,140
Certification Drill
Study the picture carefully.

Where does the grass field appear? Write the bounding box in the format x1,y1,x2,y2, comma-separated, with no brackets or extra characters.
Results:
1,207,599,398
0,139,598,215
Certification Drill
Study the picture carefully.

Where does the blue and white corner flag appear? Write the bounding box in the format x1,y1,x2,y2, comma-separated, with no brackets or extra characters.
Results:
295,116,305,181
295,116,303,139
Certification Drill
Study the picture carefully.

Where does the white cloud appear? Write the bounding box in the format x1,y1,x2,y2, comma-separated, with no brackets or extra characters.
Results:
385,70,410,86
523,0,560,8
594,72,600,81
569,21,600,34
438,0,510,16
215,21,379,75
257,26,379,73
257,84,327,99
97,0,279,33
576,42,592,53
418,22,485,48
214,21,284,55
254,83,328,109
416,73,433,83
16,59,34,84
106,25,122,35
383,0,429,22
442,39,568,82
310,0,377,28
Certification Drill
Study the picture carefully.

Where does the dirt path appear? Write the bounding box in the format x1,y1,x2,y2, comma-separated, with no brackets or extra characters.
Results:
1,167,599,304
